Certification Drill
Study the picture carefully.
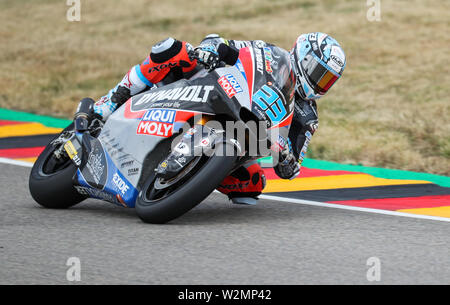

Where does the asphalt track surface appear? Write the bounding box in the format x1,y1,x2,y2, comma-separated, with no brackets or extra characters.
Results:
1,162,450,285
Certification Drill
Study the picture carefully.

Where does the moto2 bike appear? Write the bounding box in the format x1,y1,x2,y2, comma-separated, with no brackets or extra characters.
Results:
29,45,296,223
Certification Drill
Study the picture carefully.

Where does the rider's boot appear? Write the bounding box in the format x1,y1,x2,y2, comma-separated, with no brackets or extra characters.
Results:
216,161,266,205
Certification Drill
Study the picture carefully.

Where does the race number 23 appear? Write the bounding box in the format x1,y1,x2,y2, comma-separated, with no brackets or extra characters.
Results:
253,85,287,124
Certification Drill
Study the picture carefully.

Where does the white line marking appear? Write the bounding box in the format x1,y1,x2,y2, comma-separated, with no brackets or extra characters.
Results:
259,194,450,223
0,157,33,168
2,157,449,223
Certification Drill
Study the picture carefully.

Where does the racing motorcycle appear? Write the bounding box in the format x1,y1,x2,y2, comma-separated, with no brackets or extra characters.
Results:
29,45,296,223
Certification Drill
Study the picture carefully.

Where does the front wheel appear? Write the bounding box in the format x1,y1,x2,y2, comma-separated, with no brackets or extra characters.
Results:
29,124,85,209
135,143,238,224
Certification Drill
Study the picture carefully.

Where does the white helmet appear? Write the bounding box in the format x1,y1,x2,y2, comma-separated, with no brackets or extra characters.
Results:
291,32,346,100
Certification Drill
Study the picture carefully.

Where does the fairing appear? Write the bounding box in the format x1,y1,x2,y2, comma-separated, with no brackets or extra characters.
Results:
72,45,295,207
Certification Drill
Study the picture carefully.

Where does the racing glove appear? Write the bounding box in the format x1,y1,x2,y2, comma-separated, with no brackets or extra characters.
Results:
274,143,301,180
111,85,131,106
192,44,220,71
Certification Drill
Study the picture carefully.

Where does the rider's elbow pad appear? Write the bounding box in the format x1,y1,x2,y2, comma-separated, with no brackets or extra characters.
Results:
217,43,240,66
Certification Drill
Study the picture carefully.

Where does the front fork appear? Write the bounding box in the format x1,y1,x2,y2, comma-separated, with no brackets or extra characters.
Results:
52,98,104,168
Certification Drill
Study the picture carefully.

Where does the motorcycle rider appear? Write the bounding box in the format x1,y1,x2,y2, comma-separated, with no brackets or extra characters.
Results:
91,33,346,205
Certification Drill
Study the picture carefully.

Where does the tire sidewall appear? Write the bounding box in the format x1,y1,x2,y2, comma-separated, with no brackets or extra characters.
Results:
29,125,85,209
135,143,238,223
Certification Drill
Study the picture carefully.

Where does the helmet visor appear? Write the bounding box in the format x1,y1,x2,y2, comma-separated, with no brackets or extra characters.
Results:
301,54,339,95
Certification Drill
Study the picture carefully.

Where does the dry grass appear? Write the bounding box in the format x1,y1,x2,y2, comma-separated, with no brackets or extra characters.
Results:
0,0,449,174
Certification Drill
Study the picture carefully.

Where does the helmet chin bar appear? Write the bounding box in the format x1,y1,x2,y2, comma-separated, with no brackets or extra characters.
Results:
294,79,307,100
290,52,308,100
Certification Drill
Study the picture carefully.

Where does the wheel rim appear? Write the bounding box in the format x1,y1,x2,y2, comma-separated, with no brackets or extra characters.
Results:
41,153,72,176
143,156,206,203
38,139,73,176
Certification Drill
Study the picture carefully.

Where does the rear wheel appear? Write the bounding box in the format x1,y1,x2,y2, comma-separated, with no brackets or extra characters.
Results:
29,124,85,209
135,143,237,224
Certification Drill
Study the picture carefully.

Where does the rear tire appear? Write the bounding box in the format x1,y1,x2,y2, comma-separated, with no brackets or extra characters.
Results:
135,143,237,224
29,124,85,209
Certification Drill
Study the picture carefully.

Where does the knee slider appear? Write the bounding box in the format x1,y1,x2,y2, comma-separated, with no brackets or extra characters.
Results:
150,37,183,63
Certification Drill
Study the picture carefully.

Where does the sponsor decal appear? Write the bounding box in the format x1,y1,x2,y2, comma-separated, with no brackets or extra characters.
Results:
234,41,251,49
331,55,344,67
299,131,312,162
137,109,176,137
80,139,108,189
218,74,243,98
230,139,242,153
72,154,81,167
142,108,176,122
327,46,345,73
177,156,187,164
174,142,190,155
112,173,130,196
64,140,81,166
133,85,215,107
219,181,250,190
254,48,264,74
75,186,117,204
200,138,210,147
120,160,134,169
236,61,245,75
252,104,267,121
254,40,266,48
263,47,273,74
116,153,132,162
77,154,138,207
127,168,139,176
252,85,287,124
271,135,287,152
184,127,197,138
289,87,295,102
150,101,181,109
148,62,177,73
98,132,127,161
87,152,104,185
308,121,319,133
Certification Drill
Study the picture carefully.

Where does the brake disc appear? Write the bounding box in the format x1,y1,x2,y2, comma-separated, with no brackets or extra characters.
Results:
153,156,202,190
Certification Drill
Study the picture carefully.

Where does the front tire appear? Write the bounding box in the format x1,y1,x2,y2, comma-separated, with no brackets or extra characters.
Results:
135,143,237,224
29,124,85,209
